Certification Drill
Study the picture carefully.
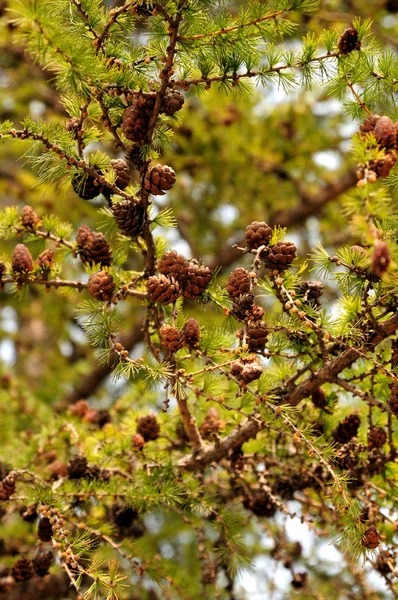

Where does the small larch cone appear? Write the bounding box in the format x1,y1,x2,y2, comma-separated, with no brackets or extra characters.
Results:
179,261,212,298
231,292,255,321
338,27,361,54
37,249,54,270
182,318,200,347
137,414,160,441
311,387,327,410
66,116,79,138
332,414,360,444
70,399,89,417
32,550,54,577
110,158,130,189
200,408,226,439
121,95,156,144
144,164,176,196
367,426,387,450
72,172,103,200
371,241,391,278
360,114,381,136
0,474,15,501
226,268,252,298
230,359,263,384
132,433,145,451
12,244,33,274
362,525,380,549
240,321,268,352
389,382,398,415
161,90,185,116
76,225,112,267
37,517,53,542
20,205,39,228
159,325,185,352
11,558,33,582
147,274,180,305
158,250,186,279
264,241,297,272
87,271,115,302
370,151,396,178
245,221,272,250
67,455,88,479
243,490,277,517
111,199,145,238
373,116,397,149
299,280,324,303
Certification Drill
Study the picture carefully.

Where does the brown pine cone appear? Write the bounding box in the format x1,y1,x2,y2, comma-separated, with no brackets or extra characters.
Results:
264,241,297,271
291,573,308,589
334,442,358,469
87,271,115,302
226,268,252,299
70,399,89,417
338,27,361,54
374,116,397,148
48,460,67,479
12,244,34,274
66,116,80,138
20,505,38,522
11,558,33,582
110,502,139,528
132,433,145,451
76,225,112,267
370,151,396,178
180,261,212,298
20,205,39,228
243,490,277,517
332,414,360,444
37,249,54,270
299,280,324,303
161,90,185,116
201,560,217,586
0,474,15,501
86,464,110,481
371,241,390,278
72,172,103,200
311,387,327,410
110,158,130,189
32,551,54,577
67,455,88,479
182,318,200,347
144,164,176,196
121,95,156,145
245,221,272,249
241,321,268,352
375,550,395,575
147,274,180,305
368,426,387,450
159,325,185,352
360,114,380,136
111,199,145,238
230,359,262,384
37,517,53,542
158,250,186,279
231,292,255,321
200,408,226,439
362,525,380,549
137,414,160,441
389,383,398,415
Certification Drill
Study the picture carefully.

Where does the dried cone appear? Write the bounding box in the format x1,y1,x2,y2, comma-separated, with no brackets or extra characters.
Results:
67,455,88,479
291,573,308,589
371,241,391,278
70,399,89,418
21,205,39,228
231,293,255,321
370,151,396,178
245,221,272,250
390,383,398,415
112,200,145,238
362,525,380,549
264,241,297,271
161,90,185,115
137,414,160,441
11,558,33,582
373,116,397,148
144,164,176,196
159,325,185,352
87,271,115,302
32,551,54,577
132,433,145,451
338,27,361,54
110,502,138,528
0,474,15,501
37,249,54,270
360,114,380,136
182,318,200,347
147,274,180,305
180,261,212,299
158,250,186,279
226,268,252,299
12,244,33,274
311,387,327,410
243,490,277,517
76,225,112,267
244,321,268,352
37,517,53,542
368,426,387,450
230,359,263,384
299,280,324,303
121,95,156,145
110,158,130,189
200,408,226,439
72,172,103,200
332,414,360,444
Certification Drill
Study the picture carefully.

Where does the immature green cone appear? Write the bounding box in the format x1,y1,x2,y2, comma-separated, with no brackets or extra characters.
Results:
144,164,176,196
87,271,115,302
264,241,297,271
67,455,88,479
161,90,185,115
362,525,380,549
182,318,200,347
147,274,180,305
332,414,360,444
158,250,186,279
121,94,156,144
12,244,33,274
137,414,160,441
0,474,15,501
111,200,145,238
32,551,54,577
76,225,113,267
338,27,361,54
110,158,130,189
226,268,252,299
37,249,54,270
245,221,272,249
180,260,212,298
159,325,185,352
72,172,103,200
37,517,53,542
367,426,387,450
20,205,39,228
11,558,33,582
371,241,390,278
